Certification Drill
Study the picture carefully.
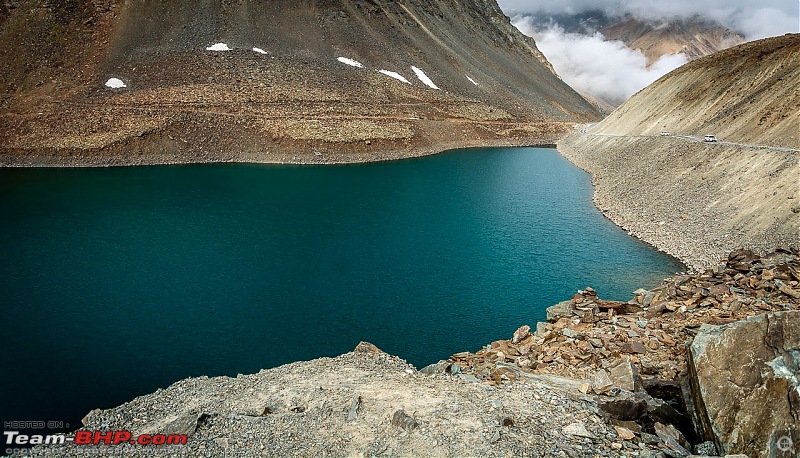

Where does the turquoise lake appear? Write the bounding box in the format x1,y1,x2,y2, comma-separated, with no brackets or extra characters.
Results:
0,147,684,431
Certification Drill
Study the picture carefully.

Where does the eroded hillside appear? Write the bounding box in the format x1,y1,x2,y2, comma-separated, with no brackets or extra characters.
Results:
0,0,600,166
591,34,799,147
560,34,800,268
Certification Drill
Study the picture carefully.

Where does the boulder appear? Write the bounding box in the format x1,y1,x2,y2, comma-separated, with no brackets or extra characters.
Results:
546,300,574,322
511,325,530,344
620,340,647,354
535,322,552,337
614,425,636,440
390,410,418,431
687,311,800,456
162,411,208,437
598,396,647,421
645,396,690,438
346,395,361,422
563,421,595,439
592,369,613,394
607,357,643,392
654,422,690,449
420,360,454,376
353,341,383,354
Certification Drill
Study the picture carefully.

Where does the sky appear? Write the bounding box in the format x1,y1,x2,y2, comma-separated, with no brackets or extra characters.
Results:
498,0,799,40
498,0,799,106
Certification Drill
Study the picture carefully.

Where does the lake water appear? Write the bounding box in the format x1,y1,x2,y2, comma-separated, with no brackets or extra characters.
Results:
0,147,684,432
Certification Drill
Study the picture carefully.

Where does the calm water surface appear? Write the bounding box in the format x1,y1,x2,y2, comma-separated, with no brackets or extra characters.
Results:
0,147,684,431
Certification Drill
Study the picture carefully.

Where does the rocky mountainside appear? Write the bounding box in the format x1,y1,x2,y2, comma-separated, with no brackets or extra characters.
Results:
0,0,599,166
559,34,800,268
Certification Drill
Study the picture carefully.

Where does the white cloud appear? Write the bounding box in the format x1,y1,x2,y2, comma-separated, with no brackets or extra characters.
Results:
513,18,688,106
729,7,798,40
499,0,799,40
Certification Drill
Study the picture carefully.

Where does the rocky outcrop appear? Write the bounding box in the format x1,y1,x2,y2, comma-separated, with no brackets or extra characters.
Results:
23,344,643,458
450,248,800,453
454,249,800,384
0,0,599,167
688,311,800,456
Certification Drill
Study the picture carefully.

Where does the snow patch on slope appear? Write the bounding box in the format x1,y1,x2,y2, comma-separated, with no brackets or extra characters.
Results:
411,66,439,89
105,78,126,89
378,70,411,85
206,43,231,51
337,57,364,68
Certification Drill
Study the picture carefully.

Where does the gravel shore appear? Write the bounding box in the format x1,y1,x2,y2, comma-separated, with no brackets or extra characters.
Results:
559,131,799,270
0,134,562,168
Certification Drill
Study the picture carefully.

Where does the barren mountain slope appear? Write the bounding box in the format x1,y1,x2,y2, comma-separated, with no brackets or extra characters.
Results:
560,35,800,268
592,34,800,146
0,0,599,166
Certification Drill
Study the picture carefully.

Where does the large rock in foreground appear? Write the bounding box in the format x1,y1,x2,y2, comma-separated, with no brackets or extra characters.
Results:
688,311,800,456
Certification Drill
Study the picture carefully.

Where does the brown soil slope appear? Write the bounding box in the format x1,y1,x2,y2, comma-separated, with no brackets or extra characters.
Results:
560,35,800,269
592,34,800,146
0,0,600,166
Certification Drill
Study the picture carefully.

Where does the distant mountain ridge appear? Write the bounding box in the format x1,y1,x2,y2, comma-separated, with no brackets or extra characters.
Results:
525,11,745,66
0,0,600,166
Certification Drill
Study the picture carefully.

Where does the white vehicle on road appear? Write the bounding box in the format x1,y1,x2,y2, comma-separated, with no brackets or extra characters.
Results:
704,135,718,142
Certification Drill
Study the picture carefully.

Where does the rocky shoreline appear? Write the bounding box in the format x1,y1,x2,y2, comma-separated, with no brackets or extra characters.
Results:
17,248,800,458
446,247,799,455
0,133,562,168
